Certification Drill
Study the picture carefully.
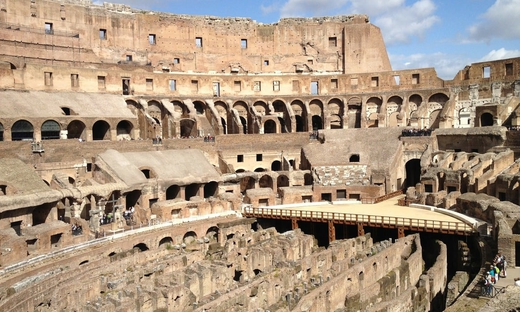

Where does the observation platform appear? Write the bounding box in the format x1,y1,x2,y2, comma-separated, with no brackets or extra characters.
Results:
243,196,480,242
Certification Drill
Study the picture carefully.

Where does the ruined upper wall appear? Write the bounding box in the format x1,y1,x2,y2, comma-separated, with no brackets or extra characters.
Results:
0,0,391,74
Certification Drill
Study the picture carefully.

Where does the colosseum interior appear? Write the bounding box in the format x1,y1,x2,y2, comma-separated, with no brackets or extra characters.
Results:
1,0,520,311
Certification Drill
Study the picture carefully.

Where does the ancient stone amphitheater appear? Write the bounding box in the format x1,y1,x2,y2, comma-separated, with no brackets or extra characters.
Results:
1,0,520,311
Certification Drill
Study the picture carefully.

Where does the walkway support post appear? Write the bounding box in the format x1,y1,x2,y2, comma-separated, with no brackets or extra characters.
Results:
328,220,335,243
398,227,405,239
291,218,298,230
357,223,365,237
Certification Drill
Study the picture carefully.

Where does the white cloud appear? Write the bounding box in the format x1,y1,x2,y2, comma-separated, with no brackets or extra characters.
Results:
467,0,520,42
479,48,520,62
390,52,472,80
373,0,439,45
348,0,405,16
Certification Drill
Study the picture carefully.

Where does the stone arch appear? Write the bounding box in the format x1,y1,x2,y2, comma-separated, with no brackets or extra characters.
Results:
408,94,423,127
215,101,229,134
206,226,219,242
427,93,449,129
349,154,360,162
253,101,268,115
41,119,61,140
185,183,200,200
291,100,307,132
159,236,173,247
233,101,249,134
166,185,180,200
328,98,344,129
172,100,190,118
126,99,147,139
309,99,324,130
480,112,494,127
180,119,196,137
204,181,218,198
66,120,86,140
183,231,197,245
273,100,291,133
12,120,34,141
148,100,169,139
271,160,282,171
139,167,157,179
264,119,277,133
254,168,266,172
193,100,205,115
366,97,382,127
92,120,110,140
277,174,289,188
387,96,403,127
133,243,149,252
240,176,255,194
116,120,133,140
259,175,273,189
347,97,361,128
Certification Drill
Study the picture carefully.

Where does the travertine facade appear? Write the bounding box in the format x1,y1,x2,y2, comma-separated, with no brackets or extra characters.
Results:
1,0,520,311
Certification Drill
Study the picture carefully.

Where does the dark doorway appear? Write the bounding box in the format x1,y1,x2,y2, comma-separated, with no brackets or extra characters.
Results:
481,113,494,127
405,159,421,188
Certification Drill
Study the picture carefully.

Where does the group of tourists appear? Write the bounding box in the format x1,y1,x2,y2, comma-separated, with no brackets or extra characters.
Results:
401,128,432,137
203,135,215,142
71,223,83,235
309,130,319,140
482,253,507,296
507,126,520,131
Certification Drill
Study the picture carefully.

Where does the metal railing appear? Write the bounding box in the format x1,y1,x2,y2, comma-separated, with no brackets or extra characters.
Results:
243,206,475,234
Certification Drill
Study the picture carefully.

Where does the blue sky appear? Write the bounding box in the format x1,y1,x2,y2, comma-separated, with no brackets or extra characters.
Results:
95,0,520,80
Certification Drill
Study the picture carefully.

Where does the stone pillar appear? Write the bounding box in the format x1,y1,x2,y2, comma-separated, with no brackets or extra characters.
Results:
291,218,298,230
357,223,365,236
328,220,335,243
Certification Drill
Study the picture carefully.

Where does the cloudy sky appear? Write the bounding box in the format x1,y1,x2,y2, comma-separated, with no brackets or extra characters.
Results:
94,0,520,80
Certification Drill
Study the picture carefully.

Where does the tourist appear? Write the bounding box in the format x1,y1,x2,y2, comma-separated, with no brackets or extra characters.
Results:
515,278,520,286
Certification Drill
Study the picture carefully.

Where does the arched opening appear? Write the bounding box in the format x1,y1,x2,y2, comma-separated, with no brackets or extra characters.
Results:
271,160,282,171
183,231,197,245
312,115,323,130
347,97,362,128
292,101,307,132
240,176,255,194
349,154,360,162
304,173,313,185
67,120,86,140
92,120,110,140
11,120,34,141
264,120,276,133
481,113,494,127
185,183,199,200
41,120,60,140
277,175,289,188
259,175,273,189
166,185,180,200
254,168,265,172
159,236,173,247
206,226,219,242
180,119,196,137
204,181,218,198
0,123,3,141
133,243,149,252
193,101,205,115
116,120,133,140
125,190,141,209
405,159,421,188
